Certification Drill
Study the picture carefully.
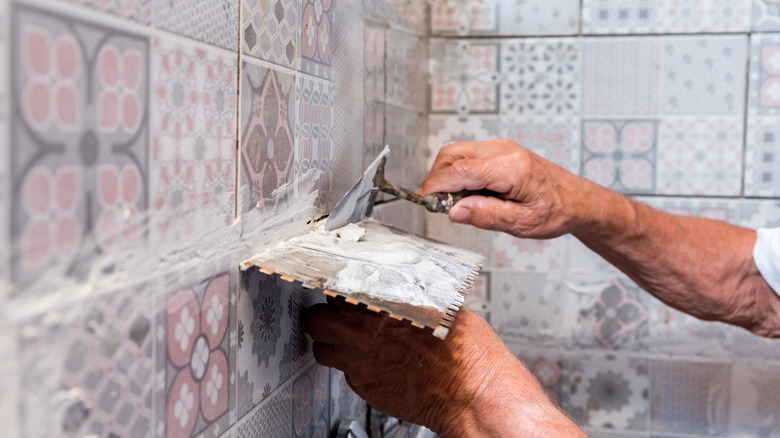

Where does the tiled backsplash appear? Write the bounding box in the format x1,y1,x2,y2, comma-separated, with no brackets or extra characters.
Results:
2,1,780,437
428,1,780,437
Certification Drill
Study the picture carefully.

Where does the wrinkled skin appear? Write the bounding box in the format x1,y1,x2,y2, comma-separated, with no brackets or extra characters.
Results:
304,298,583,437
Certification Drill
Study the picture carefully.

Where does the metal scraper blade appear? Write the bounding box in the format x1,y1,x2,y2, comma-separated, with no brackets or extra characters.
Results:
241,219,486,339
325,146,390,231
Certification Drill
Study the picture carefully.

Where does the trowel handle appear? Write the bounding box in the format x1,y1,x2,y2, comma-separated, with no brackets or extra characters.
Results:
423,189,502,213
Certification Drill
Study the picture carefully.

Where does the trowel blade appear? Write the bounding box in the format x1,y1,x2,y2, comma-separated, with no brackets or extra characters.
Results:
325,146,390,231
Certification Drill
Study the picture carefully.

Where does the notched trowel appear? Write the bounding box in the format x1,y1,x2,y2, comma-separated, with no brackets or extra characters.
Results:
241,146,486,339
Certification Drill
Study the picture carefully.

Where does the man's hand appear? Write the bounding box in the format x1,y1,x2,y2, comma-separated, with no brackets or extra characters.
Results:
420,139,613,239
304,297,585,437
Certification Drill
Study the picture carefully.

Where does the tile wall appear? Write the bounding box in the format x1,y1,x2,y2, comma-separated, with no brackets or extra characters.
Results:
3,0,780,437
428,1,780,437
1,0,428,436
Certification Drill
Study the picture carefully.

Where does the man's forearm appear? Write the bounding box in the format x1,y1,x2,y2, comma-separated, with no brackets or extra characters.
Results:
572,184,780,338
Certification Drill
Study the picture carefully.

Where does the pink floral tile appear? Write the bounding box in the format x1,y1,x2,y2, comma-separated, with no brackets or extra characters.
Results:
491,271,564,345
582,38,661,116
581,120,657,194
491,234,569,273
17,283,153,437
657,117,743,196
293,362,330,438
239,61,296,215
242,0,300,68
11,5,149,285
330,369,367,431
154,267,236,438
749,34,780,116
300,0,333,79
430,40,500,115
430,0,499,35
151,36,237,246
511,348,566,405
431,0,579,36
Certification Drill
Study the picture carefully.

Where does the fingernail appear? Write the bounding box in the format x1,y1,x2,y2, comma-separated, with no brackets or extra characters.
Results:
450,203,470,224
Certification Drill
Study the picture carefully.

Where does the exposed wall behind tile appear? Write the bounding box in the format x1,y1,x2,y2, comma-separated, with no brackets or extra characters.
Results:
1,0,428,436
429,1,780,437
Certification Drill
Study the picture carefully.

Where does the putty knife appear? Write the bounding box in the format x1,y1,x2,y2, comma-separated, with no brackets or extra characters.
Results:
325,146,496,231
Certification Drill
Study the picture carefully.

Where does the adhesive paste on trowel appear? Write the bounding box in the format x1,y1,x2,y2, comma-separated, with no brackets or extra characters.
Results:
241,147,486,339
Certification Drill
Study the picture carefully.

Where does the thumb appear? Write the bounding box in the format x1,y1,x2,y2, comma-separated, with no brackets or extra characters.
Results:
449,196,519,234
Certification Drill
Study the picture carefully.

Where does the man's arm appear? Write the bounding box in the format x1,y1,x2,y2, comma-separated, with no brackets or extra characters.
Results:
305,300,586,438
420,139,780,338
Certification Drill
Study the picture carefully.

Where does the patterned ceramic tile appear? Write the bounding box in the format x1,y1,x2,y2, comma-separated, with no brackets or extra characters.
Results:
491,234,569,273
424,212,492,259
152,0,238,51
570,277,651,352
744,115,780,197
330,369,367,430
291,288,326,374
151,36,237,246
582,38,661,116
153,266,236,438
18,284,153,437
431,0,580,36
584,0,751,34
430,0,499,35
753,0,780,31
563,354,650,431
293,362,330,438
384,106,427,190
427,115,500,169
500,39,581,117
363,0,428,36
499,116,581,173
237,270,294,419
239,61,296,215
0,0,8,284
650,360,731,435
429,39,500,115
662,36,748,116
729,361,780,437
511,348,566,405
643,196,739,223
242,0,300,68
10,5,149,286
370,200,425,236
661,0,751,33
327,3,365,211
581,120,658,194
738,199,780,228
749,34,780,116
364,22,385,169
237,380,292,438
657,117,744,196
582,0,662,34
300,0,334,79
60,0,151,24
491,271,566,345
293,76,333,212
386,30,427,112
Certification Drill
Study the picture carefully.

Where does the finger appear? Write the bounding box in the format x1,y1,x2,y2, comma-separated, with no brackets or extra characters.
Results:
449,196,524,235
420,157,512,195
428,142,480,173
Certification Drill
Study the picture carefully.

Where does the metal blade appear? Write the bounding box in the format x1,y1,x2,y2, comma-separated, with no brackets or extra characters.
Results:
325,146,390,231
